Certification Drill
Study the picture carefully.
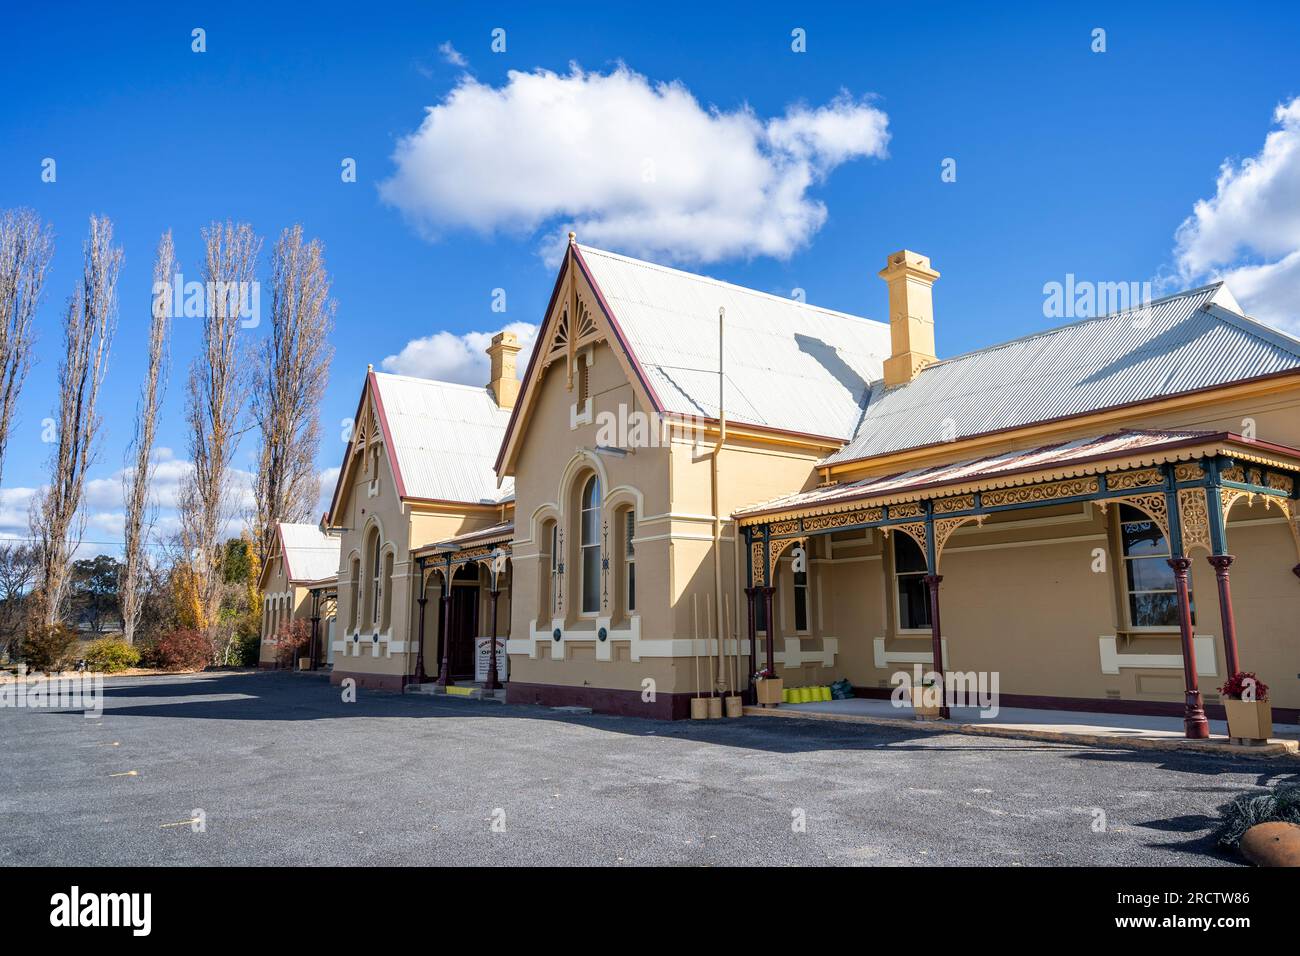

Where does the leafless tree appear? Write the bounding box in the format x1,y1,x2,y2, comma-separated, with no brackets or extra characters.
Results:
0,209,53,490
119,232,173,645
30,216,121,627
250,226,334,564
181,221,259,629
0,541,40,658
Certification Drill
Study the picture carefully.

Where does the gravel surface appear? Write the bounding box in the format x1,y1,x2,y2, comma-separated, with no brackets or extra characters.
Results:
2,671,1288,866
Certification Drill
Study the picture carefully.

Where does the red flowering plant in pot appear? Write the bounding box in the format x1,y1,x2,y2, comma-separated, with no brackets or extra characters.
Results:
1219,672,1272,743
753,666,783,707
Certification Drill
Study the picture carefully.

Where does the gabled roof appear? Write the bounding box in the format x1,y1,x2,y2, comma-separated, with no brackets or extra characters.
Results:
824,284,1300,467
574,244,893,439
370,371,514,505
271,523,341,585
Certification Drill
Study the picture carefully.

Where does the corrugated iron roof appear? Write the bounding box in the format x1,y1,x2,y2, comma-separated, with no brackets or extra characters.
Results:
372,372,515,505
277,523,341,583
577,244,892,440
736,428,1261,518
825,284,1300,465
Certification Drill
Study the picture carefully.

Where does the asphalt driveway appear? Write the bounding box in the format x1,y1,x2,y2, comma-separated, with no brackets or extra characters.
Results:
2,671,1292,866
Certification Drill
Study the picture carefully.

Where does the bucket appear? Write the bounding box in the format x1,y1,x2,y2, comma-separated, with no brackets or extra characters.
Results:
724,695,743,718
690,697,709,720
706,696,723,719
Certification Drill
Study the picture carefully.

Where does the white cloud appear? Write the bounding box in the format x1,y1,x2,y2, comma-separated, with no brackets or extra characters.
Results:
438,41,467,68
379,64,889,265
1174,96,1300,332
382,320,538,384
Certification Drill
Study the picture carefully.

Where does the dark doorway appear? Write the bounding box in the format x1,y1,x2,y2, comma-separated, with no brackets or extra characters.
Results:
448,566,480,680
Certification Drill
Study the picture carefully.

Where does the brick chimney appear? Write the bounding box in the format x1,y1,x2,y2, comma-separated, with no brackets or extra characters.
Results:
880,250,940,387
486,331,522,408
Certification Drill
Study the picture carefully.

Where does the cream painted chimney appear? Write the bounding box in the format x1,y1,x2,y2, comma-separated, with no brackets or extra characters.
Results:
486,331,522,408
879,250,940,387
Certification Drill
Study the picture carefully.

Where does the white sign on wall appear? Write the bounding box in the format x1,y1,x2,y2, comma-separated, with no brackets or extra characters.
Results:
475,638,508,682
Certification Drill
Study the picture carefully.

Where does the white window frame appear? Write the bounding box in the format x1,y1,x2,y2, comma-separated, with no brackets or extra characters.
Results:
579,475,601,617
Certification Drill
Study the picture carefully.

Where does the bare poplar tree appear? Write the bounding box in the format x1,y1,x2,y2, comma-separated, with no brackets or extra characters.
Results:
182,221,259,629
251,225,335,564
120,231,173,645
0,208,53,489
31,216,121,627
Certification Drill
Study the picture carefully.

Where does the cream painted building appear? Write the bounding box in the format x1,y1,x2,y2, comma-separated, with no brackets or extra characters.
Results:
258,522,341,669
312,236,1300,734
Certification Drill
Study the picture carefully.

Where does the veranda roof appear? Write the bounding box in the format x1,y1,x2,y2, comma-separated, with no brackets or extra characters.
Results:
734,429,1300,524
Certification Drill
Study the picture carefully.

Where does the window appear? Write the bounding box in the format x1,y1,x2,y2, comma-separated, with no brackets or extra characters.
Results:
542,520,558,618
369,531,381,625
894,533,931,630
793,564,809,632
350,557,361,631
381,551,394,631
578,359,590,406
580,474,601,614
1119,505,1192,628
623,509,636,613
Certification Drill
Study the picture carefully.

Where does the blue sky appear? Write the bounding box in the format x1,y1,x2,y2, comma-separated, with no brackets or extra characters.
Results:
2,1,1298,556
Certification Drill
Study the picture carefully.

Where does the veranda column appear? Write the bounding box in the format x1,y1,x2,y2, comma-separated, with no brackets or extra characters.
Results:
1205,554,1240,678
762,586,776,675
414,591,428,682
435,580,454,688
923,574,948,719
744,586,758,696
484,587,502,692
1167,556,1210,739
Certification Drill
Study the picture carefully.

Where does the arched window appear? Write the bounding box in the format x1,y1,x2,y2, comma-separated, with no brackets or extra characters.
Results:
620,507,636,614
540,519,558,619
350,557,361,631
580,474,601,615
369,530,382,626
381,550,394,631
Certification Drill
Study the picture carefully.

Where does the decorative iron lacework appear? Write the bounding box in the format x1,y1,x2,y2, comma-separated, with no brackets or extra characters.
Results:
933,494,975,514
1098,491,1170,542
1176,488,1213,555
934,514,986,564
802,507,883,532
981,476,1100,508
1107,467,1165,491
751,540,766,586
768,537,805,583
890,521,928,555
1175,462,1204,482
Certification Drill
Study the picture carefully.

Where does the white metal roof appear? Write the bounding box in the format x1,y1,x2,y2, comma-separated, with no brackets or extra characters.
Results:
276,523,341,584
372,372,515,505
577,244,892,439
824,284,1300,465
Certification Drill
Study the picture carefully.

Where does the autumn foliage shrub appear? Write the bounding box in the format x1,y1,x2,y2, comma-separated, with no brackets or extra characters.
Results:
84,637,141,673
19,623,79,673
153,628,213,671
274,619,310,668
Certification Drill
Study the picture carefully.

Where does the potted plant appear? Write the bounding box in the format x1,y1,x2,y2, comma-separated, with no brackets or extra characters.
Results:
754,667,783,707
1220,672,1272,743
911,675,943,720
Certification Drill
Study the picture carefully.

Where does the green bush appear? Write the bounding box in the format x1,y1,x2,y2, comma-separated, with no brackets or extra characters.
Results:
84,637,141,673
19,624,79,673
232,631,260,667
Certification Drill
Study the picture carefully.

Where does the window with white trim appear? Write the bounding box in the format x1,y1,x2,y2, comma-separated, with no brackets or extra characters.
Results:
793,564,809,632
893,533,931,630
369,531,381,626
580,475,601,615
1119,505,1193,628
623,509,636,613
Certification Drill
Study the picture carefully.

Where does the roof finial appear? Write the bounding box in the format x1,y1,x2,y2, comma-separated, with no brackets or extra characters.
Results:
367,363,373,372
568,231,576,244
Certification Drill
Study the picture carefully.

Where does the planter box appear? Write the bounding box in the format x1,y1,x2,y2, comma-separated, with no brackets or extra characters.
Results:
911,685,943,720
755,678,783,706
297,657,312,672
1224,698,1273,742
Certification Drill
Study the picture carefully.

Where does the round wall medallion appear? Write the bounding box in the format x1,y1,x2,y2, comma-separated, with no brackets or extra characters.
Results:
598,627,608,642
552,628,562,641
